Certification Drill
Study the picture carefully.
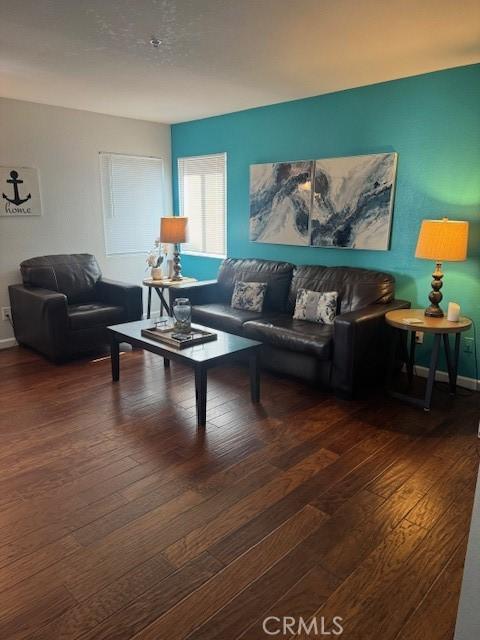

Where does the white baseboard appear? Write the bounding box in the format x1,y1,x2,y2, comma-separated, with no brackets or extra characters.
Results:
0,337,17,350
405,364,479,391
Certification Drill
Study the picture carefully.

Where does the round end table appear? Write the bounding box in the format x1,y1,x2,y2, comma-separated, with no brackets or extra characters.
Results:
385,309,472,411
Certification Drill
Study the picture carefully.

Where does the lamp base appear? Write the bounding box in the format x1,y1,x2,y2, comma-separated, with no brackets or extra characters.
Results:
170,246,183,281
424,305,444,318
424,261,444,318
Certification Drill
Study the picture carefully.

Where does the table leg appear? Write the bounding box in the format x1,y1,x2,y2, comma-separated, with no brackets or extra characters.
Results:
386,328,400,390
452,333,461,394
110,336,120,382
442,333,456,395
164,289,171,316
194,365,207,427
423,333,441,411
159,286,164,317
147,288,152,320
155,287,171,316
407,331,416,386
249,349,260,403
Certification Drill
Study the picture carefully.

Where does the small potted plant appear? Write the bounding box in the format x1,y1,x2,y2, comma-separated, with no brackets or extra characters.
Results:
146,240,163,280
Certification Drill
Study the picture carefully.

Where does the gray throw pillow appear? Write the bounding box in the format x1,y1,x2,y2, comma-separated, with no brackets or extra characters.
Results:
231,281,267,313
293,289,338,324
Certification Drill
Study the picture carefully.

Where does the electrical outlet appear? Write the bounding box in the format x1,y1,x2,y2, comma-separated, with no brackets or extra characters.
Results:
1,307,11,322
463,337,474,354
415,331,424,345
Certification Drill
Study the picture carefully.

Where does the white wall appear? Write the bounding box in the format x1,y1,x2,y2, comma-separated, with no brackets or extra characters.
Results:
0,98,172,346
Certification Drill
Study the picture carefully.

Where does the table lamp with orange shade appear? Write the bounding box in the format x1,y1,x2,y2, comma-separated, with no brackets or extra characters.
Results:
415,217,469,317
160,216,188,281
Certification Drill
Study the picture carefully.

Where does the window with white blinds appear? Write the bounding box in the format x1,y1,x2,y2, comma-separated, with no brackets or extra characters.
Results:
100,152,164,255
178,153,226,256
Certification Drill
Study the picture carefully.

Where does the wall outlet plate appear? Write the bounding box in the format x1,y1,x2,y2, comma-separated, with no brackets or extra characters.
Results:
1,307,11,321
415,331,424,344
463,337,474,354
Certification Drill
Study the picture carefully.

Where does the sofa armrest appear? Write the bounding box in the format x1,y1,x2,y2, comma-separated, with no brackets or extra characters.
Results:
96,279,143,321
8,284,69,360
331,299,411,398
169,280,221,307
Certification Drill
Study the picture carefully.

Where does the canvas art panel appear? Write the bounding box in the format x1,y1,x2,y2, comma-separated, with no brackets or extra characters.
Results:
311,152,397,250
0,166,42,216
249,152,397,251
249,161,313,246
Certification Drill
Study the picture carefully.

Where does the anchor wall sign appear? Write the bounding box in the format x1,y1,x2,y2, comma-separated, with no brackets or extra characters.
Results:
0,166,42,217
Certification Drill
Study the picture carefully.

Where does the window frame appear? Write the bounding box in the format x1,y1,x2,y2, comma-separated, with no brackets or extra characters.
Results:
99,151,166,257
177,152,227,259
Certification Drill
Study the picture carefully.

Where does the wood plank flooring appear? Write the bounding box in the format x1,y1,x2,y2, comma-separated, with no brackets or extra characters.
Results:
0,345,477,640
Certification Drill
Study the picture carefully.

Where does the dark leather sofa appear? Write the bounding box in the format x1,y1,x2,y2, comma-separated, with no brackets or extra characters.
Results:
170,258,410,397
9,254,142,362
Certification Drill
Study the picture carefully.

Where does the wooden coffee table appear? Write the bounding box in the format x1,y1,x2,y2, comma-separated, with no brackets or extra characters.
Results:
108,320,261,427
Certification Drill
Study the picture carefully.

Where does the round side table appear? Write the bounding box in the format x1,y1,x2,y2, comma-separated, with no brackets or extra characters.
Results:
385,309,472,411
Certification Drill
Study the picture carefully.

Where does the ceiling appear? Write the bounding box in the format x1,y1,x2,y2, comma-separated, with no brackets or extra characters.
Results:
1,0,479,124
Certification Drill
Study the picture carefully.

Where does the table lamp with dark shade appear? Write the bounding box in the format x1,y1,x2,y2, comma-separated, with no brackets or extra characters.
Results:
415,217,469,317
160,216,188,281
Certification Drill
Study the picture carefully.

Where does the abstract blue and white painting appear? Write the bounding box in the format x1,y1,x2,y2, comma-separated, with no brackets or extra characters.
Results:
249,161,313,245
310,153,397,250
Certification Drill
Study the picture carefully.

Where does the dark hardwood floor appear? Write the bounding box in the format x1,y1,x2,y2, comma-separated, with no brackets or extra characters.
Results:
0,345,477,640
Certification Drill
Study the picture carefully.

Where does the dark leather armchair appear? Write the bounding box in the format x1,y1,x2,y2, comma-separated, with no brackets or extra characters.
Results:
9,254,142,362
171,258,410,397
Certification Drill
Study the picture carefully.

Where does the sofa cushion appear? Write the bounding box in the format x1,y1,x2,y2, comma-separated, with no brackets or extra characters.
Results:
231,281,267,312
20,254,102,304
243,314,333,360
192,303,264,334
68,303,125,331
217,258,294,312
293,289,338,324
288,265,395,314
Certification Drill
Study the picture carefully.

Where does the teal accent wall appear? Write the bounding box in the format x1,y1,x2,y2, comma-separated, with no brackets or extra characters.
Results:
172,64,480,379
